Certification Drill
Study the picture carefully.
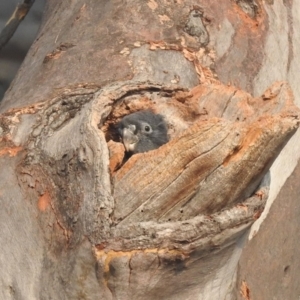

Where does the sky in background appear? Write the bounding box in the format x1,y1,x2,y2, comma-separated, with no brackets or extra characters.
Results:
0,0,46,100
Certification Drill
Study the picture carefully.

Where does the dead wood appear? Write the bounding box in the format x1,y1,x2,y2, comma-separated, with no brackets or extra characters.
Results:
0,78,298,299
0,0,299,298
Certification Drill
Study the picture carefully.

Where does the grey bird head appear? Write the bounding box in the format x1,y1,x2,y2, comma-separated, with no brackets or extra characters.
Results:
116,110,169,154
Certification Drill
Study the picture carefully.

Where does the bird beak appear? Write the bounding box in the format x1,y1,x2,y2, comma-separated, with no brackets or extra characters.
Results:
121,127,138,152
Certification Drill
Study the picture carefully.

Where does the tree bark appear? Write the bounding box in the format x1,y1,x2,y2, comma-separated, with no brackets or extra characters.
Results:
0,1,299,299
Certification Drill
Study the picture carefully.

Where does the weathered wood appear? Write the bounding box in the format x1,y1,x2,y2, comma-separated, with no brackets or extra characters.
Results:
0,77,298,299
0,0,300,299
113,81,298,225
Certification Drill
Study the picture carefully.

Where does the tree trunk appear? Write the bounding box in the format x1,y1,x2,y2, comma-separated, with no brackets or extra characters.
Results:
0,1,299,299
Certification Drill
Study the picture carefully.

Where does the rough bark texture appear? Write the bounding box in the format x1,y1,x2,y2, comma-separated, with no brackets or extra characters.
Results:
0,0,300,299
237,161,300,299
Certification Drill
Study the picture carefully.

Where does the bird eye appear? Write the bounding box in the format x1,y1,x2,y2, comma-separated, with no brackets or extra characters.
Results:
144,125,151,132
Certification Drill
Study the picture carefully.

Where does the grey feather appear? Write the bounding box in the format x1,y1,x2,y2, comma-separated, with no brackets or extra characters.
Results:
117,110,169,153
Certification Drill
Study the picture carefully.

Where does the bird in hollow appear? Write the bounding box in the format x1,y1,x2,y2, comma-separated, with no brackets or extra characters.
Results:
116,110,169,154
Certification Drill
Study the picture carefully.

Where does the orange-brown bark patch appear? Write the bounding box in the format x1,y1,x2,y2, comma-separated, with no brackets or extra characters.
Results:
240,280,251,300
0,146,22,157
223,126,262,166
38,191,51,212
107,140,125,173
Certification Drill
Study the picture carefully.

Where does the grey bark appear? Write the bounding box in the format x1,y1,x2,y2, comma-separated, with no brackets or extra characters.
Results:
0,1,299,299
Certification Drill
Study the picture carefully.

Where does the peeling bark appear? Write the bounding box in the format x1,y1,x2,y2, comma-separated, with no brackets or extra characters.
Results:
0,0,300,299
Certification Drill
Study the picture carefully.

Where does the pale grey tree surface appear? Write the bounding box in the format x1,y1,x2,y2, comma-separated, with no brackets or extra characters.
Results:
0,1,300,300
